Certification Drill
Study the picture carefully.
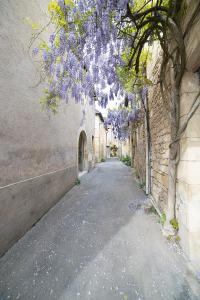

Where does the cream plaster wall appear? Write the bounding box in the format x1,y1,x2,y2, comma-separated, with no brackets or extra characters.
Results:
120,140,131,158
94,114,107,162
0,0,95,256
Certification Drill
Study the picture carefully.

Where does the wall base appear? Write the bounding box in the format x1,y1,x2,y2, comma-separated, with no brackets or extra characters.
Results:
0,166,77,257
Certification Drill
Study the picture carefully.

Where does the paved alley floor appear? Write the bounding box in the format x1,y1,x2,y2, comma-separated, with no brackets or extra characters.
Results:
0,159,200,300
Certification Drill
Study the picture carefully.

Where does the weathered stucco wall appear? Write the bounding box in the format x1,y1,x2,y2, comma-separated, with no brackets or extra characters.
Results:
94,113,107,162
0,0,95,256
106,129,118,157
120,139,131,158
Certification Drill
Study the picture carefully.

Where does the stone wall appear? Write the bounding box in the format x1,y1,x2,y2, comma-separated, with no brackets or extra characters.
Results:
146,1,200,272
177,71,200,271
0,0,95,256
146,47,171,211
133,123,146,186
176,0,200,271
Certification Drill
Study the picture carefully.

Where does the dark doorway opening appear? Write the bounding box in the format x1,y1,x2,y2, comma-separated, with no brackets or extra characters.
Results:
78,131,87,172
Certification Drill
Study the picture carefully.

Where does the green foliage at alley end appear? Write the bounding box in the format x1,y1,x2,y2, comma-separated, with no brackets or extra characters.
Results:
170,218,179,231
121,155,131,166
75,178,81,185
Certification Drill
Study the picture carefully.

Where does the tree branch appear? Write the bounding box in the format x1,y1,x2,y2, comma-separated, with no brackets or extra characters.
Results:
126,5,169,22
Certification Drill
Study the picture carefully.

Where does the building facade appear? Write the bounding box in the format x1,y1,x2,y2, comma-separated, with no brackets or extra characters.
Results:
94,110,107,162
0,0,95,256
133,1,200,272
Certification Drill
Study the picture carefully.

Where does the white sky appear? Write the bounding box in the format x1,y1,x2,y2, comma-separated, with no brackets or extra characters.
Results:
95,86,124,118
95,99,119,117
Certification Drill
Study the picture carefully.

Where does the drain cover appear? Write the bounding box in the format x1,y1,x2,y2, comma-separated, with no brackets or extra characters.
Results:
128,202,141,212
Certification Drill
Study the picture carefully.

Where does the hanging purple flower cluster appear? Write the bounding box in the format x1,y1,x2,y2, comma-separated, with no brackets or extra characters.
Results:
139,86,148,104
127,109,141,123
105,105,142,140
34,0,134,109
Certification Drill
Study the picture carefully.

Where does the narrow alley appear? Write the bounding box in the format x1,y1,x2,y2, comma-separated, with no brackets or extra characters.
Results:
0,159,199,300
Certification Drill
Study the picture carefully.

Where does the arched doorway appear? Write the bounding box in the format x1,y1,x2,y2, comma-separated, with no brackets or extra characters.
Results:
78,131,87,172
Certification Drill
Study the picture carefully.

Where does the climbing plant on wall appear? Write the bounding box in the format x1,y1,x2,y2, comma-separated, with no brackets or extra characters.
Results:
104,92,144,140
105,108,132,140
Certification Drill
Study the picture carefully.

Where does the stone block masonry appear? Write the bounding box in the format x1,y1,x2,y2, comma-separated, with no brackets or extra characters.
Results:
147,50,171,212
143,1,200,272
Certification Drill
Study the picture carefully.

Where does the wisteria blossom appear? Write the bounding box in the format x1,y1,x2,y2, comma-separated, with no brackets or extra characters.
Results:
34,0,134,111
105,106,142,140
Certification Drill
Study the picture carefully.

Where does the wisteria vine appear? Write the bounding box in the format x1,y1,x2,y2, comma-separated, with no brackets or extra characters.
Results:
105,106,142,140
33,0,135,112
32,0,183,118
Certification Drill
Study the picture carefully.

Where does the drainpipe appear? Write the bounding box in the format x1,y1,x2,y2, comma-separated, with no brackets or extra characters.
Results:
144,94,151,195
99,121,101,162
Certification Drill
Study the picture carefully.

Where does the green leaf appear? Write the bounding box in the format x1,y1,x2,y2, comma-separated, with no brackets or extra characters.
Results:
23,17,41,30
